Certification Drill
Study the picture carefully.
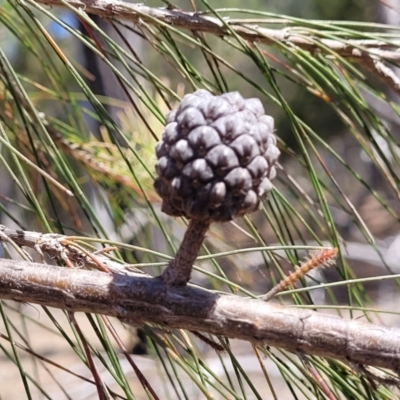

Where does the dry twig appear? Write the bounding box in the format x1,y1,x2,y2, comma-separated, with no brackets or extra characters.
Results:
1,258,400,372
24,0,400,95
1,225,400,373
0,224,144,276
30,0,400,61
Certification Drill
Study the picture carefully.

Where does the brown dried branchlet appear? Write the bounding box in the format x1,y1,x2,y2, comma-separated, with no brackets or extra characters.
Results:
154,90,280,286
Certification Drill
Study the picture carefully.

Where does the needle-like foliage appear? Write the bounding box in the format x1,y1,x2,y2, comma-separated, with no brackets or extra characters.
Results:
1,1,400,399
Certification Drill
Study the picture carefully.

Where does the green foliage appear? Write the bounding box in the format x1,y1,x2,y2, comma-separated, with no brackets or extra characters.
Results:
0,0,400,399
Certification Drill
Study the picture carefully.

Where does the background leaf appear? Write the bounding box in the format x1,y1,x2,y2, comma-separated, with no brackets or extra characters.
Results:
0,0,400,398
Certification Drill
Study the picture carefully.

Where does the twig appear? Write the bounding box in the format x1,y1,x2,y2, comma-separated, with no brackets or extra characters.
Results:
28,0,399,59
354,363,400,388
161,219,210,286
28,0,400,95
0,224,145,276
1,258,400,373
358,55,400,95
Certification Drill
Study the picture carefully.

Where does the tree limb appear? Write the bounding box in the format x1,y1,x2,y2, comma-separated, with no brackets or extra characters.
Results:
0,257,400,373
1,224,400,373
29,0,400,95
0,224,146,276
31,0,400,61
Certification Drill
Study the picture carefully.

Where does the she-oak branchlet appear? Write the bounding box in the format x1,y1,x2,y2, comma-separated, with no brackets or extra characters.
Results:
154,90,280,286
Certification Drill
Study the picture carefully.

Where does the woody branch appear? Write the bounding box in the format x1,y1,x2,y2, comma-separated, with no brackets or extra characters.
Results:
1,225,400,373
29,0,400,60
25,0,400,95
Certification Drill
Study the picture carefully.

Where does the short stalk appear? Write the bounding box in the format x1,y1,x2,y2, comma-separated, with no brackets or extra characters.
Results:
161,218,210,286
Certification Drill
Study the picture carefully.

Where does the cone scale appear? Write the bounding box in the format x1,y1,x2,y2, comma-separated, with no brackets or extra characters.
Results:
154,90,280,286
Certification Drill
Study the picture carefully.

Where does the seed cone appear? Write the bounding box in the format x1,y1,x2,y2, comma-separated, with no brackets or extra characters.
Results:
154,90,280,222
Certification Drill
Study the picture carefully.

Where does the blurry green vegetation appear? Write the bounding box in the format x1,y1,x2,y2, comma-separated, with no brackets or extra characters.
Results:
0,0,400,399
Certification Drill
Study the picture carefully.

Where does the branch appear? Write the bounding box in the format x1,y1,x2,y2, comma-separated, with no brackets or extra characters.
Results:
2,224,400,373
0,224,147,276
32,0,400,60
359,56,400,96
30,0,400,95
1,257,400,373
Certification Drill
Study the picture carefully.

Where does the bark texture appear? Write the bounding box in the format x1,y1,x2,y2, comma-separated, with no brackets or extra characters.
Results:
161,219,210,286
28,0,400,95
1,258,400,373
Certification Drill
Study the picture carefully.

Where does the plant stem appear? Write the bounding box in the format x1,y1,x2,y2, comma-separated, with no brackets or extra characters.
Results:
161,218,210,286
2,258,400,374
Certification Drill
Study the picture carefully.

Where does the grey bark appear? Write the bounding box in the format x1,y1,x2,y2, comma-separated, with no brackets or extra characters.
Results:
1,225,400,372
1,257,400,373
30,0,400,61
26,0,400,97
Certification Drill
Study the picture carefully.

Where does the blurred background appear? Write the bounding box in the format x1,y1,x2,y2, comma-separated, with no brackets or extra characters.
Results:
1,0,400,398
